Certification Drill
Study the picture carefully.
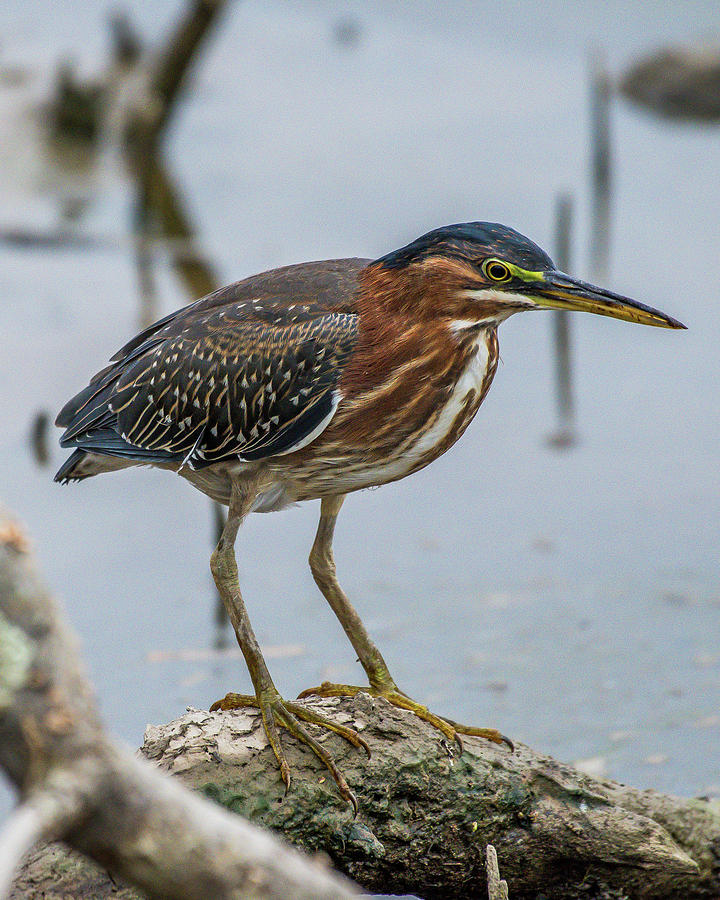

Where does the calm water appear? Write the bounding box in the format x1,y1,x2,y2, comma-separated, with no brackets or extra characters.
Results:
1,0,719,828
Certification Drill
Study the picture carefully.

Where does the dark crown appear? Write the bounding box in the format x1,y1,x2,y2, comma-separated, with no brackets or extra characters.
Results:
375,222,555,272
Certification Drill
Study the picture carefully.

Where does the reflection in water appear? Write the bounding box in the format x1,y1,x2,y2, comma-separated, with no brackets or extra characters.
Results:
129,159,231,635
121,1,230,641
48,61,104,143
17,0,232,639
549,51,612,452
133,193,159,331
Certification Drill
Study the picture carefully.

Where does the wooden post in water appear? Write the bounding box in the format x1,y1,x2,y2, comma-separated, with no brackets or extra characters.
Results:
548,194,577,448
548,51,612,450
30,411,51,466
589,49,612,283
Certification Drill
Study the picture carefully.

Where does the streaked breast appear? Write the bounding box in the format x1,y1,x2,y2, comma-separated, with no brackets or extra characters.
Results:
282,325,499,495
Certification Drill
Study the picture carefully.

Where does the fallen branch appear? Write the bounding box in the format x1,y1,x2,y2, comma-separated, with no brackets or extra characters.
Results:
3,514,719,900
0,509,357,899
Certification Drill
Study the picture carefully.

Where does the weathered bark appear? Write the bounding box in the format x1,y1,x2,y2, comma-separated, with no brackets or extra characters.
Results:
14,695,720,899
0,510,357,899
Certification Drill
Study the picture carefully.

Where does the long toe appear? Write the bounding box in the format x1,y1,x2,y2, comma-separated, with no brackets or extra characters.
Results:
395,698,513,752
296,681,512,754
297,681,365,700
387,692,459,744
271,701,360,815
209,692,257,712
210,689,365,808
285,699,371,757
441,717,515,751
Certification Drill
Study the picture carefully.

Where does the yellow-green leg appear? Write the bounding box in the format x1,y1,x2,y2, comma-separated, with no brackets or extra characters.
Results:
210,481,369,812
301,495,513,752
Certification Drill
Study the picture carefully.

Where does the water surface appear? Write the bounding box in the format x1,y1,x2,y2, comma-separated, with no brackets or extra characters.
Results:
0,2,718,821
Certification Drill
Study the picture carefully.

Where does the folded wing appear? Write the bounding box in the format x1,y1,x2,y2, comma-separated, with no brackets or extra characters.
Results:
56,262,363,470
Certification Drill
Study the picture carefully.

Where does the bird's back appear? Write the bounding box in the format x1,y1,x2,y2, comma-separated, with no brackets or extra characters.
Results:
55,258,369,483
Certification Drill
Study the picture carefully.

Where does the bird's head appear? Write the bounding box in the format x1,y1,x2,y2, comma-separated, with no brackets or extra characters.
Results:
374,222,685,330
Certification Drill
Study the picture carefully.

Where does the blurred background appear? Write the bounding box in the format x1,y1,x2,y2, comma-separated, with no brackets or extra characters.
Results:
1,0,718,826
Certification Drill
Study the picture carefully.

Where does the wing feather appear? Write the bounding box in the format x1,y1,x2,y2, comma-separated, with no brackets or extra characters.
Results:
56,260,365,468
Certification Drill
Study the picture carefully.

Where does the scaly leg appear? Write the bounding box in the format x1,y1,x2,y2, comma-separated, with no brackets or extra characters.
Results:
209,481,369,811
300,495,513,751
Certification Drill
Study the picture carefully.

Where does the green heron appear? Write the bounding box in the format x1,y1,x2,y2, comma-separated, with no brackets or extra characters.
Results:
55,222,684,809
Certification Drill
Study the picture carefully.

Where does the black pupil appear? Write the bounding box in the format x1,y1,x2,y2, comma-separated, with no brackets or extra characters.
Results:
489,263,508,280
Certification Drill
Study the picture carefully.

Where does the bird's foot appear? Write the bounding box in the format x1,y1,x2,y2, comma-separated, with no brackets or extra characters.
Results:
209,690,370,813
297,681,514,752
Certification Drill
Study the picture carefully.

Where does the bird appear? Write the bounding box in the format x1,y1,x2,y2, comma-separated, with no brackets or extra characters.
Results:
55,221,685,810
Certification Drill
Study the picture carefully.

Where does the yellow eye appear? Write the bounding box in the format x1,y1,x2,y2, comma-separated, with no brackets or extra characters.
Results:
483,259,512,283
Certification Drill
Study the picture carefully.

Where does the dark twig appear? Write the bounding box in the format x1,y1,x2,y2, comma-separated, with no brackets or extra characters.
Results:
589,50,612,282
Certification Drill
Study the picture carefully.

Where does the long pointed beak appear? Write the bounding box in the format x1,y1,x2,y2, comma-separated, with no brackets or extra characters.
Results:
530,271,686,329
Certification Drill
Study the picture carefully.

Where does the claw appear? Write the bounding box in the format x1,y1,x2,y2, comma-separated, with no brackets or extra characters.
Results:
348,790,359,819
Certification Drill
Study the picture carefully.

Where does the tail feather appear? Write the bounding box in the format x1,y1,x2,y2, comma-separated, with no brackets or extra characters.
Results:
54,450,88,483
54,450,137,484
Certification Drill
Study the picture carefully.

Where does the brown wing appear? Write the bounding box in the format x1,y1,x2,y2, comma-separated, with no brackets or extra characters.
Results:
56,259,366,469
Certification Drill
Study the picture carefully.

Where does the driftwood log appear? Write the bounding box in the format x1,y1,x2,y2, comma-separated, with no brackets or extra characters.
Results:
2,512,720,898
2,510,719,900
12,693,720,899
